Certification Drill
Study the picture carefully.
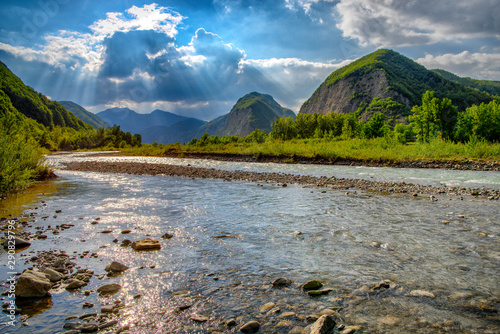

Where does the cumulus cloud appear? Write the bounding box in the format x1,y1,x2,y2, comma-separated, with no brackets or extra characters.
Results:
0,2,358,119
335,0,500,47
417,51,500,80
89,4,183,40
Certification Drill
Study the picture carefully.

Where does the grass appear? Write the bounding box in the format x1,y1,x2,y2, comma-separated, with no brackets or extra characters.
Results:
120,137,500,163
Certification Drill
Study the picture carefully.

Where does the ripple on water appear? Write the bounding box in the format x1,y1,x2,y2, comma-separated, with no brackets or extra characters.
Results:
1,157,499,333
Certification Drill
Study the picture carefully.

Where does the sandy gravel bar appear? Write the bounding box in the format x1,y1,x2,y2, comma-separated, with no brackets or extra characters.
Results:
62,161,500,197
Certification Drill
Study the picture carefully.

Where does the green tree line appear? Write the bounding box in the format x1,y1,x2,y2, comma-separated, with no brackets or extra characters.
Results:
271,91,499,144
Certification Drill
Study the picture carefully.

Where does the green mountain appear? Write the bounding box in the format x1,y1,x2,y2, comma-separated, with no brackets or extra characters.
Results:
0,61,91,131
193,92,296,137
300,49,495,120
59,101,110,129
431,69,500,96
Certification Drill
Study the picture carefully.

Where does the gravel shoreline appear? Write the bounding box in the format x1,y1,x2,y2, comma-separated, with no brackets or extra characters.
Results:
62,161,500,198
158,152,500,171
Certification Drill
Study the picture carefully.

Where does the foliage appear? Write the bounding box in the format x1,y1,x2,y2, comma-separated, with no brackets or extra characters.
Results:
432,69,500,97
0,64,143,195
362,112,391,139
454,100,500,143
320,49,494,112
409,91,458,142
0,62,91,131
59,101,110,129
364,96,408,117
0,111,46,196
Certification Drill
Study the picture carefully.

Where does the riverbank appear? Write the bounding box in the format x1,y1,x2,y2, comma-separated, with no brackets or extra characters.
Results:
62,160,500,198
119,137,500,171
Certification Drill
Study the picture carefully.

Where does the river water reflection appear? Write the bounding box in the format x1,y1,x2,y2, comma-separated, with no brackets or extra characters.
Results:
0,153,499,333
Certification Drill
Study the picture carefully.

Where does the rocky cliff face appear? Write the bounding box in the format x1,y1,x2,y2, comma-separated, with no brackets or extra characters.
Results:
300,70,409,120
299,49,494,121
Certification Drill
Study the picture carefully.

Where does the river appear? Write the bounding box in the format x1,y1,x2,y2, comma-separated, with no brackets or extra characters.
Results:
0,153,499,333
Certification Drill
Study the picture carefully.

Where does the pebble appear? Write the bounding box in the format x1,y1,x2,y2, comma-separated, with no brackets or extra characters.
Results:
239,320,260,333
405,290,436,298
272,277,292,287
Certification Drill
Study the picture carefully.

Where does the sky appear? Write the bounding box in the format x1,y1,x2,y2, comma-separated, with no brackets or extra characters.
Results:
0,0,499,120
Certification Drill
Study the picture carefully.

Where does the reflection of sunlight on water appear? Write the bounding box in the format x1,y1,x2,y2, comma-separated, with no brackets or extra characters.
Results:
2,157,500,333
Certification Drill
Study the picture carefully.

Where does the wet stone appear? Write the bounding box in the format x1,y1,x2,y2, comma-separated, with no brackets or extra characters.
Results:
240,320,260,334
272,277,292,287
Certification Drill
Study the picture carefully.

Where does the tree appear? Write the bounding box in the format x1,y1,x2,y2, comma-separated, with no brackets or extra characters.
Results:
363,112,390,139
409,91,458,142
455,100,500,142
409,91,438,142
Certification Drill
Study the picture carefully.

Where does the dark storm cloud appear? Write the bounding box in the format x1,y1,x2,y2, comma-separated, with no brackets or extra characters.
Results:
99,30,175,78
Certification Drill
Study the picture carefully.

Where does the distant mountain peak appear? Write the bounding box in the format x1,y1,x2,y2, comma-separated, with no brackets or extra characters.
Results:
192,91,295,138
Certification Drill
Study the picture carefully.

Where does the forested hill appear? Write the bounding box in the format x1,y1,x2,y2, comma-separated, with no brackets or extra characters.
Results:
300,49,495,120
431,69,500,97
0,61,91,130
59,101,110,129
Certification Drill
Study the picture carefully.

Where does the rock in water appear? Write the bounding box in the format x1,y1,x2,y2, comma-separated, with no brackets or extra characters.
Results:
310,315,336,334
105,261,129,273
302,280,323,290
161,232,174,239
405,290,436,298
272,277,292,287
97,283,121,295
65,279,87,290
43,268,63,282
15,270,51,297
3,237,31,249
131,238,161,251
240,320,260,333
307,288,334,296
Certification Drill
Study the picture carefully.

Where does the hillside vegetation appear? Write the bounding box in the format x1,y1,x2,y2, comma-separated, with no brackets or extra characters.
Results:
300,49,495,120
0,62,91,130
59,101,110,129
0,62,142,196
432,69,500,96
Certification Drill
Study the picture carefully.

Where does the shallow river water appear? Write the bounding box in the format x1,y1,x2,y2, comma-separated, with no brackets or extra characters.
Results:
1,153,499,333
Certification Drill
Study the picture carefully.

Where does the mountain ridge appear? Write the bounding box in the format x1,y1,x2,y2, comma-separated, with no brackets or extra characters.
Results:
191,92,296,138
300,49,495,120
0,61,91,131
97,107,206,144
59,101,110,129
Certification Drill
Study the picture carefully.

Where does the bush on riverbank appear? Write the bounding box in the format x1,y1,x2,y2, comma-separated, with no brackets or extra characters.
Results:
0,113,48,196
121,136,500,163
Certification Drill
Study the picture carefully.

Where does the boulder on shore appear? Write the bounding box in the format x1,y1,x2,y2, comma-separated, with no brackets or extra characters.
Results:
131,238,161,251
15,270,51,297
